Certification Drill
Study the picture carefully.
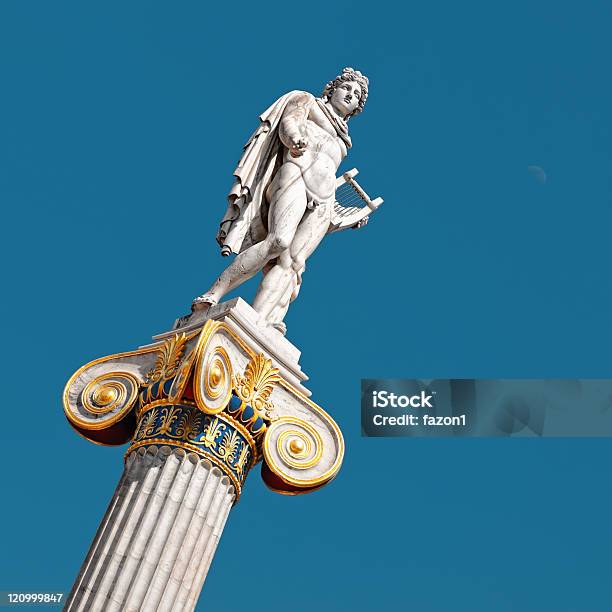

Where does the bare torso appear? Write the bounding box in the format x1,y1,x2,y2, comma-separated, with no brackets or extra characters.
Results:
271,93,348,206
282,103,347,202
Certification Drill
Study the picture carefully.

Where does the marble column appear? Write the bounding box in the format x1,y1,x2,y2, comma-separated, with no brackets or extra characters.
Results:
63,299,345,611
65,446,234,612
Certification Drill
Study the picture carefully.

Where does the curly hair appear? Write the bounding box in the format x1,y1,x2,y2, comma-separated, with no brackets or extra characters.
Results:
322,67,369,119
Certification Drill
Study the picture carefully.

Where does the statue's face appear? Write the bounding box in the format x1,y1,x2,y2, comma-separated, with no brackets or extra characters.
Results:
329,80,362,118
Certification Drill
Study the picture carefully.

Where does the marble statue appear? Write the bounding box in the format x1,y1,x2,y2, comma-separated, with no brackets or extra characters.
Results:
192,67,382,334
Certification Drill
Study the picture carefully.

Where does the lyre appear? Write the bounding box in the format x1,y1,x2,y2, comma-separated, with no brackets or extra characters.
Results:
330,168,384,232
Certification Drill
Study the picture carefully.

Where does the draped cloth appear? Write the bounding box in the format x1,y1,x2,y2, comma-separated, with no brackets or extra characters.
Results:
217,90,307,255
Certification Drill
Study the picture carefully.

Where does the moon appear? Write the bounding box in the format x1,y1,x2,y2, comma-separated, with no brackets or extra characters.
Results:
528,165,547,184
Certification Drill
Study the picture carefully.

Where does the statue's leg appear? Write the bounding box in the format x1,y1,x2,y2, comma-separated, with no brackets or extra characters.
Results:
265,273,300,334
256,200,331,324
289,200,331,278
193,163,307,309
252,249,294,319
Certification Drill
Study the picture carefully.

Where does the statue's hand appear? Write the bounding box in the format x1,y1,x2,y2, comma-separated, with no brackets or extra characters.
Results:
289,137,308,157
354,216,369,229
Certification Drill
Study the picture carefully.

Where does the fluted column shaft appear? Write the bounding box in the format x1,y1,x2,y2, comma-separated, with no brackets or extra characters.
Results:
65,446,235,612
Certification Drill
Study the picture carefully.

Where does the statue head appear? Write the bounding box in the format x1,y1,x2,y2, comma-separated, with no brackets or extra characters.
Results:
322,67,369,120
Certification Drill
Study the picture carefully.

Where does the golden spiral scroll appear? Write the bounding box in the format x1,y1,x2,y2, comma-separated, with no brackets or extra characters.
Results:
276,421,323,469
168,348,196,403
263,416,339,489
194,344,233,414
71,371,140,430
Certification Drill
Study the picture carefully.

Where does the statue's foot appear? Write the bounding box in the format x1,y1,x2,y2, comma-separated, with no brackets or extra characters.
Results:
271,321,287,336
191,294,217,313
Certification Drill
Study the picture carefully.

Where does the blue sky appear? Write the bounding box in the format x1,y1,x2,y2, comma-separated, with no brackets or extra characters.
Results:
1,1,612,610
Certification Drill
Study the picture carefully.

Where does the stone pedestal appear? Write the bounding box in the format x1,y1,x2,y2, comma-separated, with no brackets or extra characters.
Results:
63,298,344,611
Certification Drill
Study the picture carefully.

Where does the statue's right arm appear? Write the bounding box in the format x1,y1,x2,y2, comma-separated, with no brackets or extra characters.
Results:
278,92,312,156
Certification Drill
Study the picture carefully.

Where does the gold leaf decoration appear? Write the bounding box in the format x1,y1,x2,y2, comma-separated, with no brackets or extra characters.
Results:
146,333,188,384
201,417,225,449
218,429,241,464
158,406,181,435
136,408,158,440
234,354,281,421
176,410,202,442
235,443,250,478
